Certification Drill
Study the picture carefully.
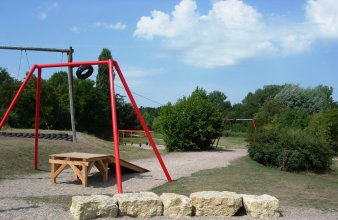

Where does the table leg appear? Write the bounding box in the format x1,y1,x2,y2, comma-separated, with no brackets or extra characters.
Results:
51,163,57,183
83,164,88,187
94,160,108,182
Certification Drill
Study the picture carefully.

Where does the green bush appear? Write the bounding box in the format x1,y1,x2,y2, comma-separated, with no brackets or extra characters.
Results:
274,107,310,129
307,108,338,154
249,128,334,172
158,87,223,152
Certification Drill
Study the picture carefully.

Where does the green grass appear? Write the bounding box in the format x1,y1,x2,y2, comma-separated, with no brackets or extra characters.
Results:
119,131,165,145
0,129,166,179
152,156,338,211
215,136,248,148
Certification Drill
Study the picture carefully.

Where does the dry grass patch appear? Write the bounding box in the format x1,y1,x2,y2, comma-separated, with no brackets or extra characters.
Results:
0,130,166,179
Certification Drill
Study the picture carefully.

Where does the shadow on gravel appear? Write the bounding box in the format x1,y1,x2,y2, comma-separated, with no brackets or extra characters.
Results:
0,205,40,212
59,169,146,188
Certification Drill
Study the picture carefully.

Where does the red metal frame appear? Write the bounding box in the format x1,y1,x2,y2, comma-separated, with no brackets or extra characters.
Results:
0,59,172,193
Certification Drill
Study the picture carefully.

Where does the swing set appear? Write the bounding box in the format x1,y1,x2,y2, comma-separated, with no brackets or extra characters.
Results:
0,58,172,193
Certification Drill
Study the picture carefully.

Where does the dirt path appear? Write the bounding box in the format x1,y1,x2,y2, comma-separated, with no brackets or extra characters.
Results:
1,148,337,219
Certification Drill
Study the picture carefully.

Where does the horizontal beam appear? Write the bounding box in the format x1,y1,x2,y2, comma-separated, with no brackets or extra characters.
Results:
0,45,73,53
36,60,109,68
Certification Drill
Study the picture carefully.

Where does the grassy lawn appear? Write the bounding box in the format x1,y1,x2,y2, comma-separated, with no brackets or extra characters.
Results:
0,129,166,179
120,131,165,146
216,136,248,148
152,156,338,211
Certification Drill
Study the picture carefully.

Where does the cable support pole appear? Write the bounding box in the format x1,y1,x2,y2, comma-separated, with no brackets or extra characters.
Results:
67,46,77,143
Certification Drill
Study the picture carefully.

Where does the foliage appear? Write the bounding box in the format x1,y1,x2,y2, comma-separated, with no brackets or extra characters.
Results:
0,68,19,119
140,107,160,130
248,128,334,172
207,90,231,115
158,87,223,152
250,84,336,173
96,48,112,97
307,108,338,154
274,84,333,113
228,85,285,118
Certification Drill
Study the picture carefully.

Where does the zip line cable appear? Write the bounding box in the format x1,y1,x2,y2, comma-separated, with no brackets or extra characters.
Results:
115,83,163,106
91,73,163,106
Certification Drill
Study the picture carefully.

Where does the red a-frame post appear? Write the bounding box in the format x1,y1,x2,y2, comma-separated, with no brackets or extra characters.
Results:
0,59,172,193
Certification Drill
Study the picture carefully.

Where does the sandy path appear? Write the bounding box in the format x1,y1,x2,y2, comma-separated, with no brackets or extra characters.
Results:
1,148,337,219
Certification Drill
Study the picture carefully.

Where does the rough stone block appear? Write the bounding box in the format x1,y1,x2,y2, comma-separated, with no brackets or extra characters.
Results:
114,192,162,218
160,193,192,218
70,195,118,220
190,191,242,217
242,194,280,219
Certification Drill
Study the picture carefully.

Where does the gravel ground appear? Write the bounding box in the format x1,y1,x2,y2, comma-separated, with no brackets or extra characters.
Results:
1,148,337,219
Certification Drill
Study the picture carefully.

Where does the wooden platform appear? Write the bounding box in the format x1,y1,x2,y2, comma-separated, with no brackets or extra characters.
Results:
49,152,148,187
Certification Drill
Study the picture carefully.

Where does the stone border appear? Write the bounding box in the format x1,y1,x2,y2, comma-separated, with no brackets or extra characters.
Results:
70,191,280,219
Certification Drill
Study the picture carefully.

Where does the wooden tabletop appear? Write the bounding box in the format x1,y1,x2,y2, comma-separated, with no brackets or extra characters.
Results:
49,152,114,161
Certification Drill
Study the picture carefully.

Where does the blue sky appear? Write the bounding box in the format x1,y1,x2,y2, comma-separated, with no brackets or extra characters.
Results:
1,0,337,107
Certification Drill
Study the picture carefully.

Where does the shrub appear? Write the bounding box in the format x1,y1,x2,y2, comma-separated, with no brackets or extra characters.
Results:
158,87,223,152
249,128,334,172
274,107,310,129
307,108,338,154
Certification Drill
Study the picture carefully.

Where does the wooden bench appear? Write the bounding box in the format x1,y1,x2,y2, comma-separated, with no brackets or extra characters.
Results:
49,152,148,187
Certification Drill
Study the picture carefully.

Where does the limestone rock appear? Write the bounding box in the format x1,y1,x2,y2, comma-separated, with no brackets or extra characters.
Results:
242,194,279,219
190,191,242,217
70,195,118,220
113,192,162,218
160,193,192,218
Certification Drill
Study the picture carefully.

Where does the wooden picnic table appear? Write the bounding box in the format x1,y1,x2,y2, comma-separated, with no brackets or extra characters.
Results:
49,152,111,187
49,152,148,187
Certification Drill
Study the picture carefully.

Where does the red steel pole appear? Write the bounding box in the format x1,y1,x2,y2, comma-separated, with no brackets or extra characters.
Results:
113,60,172,183
108,59,123,193
34,68,42,170
0,65,37,129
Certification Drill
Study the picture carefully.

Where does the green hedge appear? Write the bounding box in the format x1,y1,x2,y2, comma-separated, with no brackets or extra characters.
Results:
248,128,334,172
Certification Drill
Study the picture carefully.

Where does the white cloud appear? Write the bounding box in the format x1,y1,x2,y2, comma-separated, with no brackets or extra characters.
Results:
94,22,127,30
71,22,127,33
71,26,82,33
134,0,198,39
306,0,338,38
37,1,59,21
134,0,338,68
37,12,47,21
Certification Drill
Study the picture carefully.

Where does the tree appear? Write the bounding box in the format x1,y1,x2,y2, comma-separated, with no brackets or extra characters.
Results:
274,84,333,113
140,107,160,130
158,87,223,152
44,71,71,129
96,48,112,97
207,90,231,115
228,85,285,118
0,68,19,120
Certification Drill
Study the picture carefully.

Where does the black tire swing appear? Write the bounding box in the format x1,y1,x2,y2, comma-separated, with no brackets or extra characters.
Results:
76,65,93,79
